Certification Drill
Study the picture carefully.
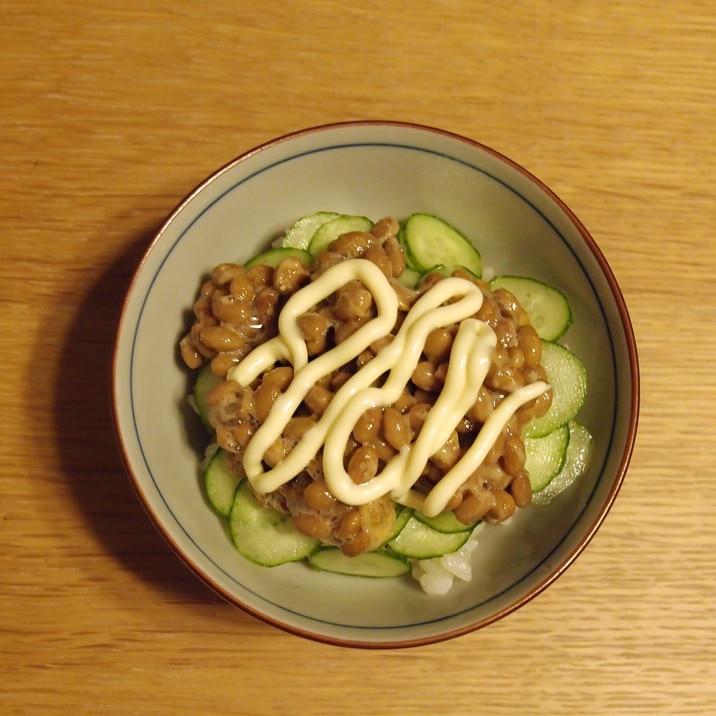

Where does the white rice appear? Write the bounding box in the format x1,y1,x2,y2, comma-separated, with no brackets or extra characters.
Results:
411,522,486,595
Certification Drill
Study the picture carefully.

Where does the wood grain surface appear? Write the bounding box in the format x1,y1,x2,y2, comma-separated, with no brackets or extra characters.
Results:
1,1,715,713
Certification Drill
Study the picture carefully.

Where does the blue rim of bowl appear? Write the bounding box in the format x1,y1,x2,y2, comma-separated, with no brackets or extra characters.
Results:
113,121,640,648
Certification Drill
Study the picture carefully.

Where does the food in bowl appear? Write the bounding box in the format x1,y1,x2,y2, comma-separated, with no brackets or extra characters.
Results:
178,211,592,594
113,121,639,645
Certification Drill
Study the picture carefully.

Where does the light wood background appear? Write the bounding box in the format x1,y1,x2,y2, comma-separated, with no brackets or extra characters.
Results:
2,1,714,714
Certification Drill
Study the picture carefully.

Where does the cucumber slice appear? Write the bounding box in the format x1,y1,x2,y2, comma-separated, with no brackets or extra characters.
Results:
308,547,410,578
307,214,374,255
414,509,478,534
490,275,572,341
193,363,222,430
204,448,242,517
397,266,423,288
399,213,482,277
282,211,339,249
228,481,320,566
524,340,588,438
388,516,471,559
421,264,480,282
533,421,593,504
244,247,313,269
524,424,570,492
386,505,414,542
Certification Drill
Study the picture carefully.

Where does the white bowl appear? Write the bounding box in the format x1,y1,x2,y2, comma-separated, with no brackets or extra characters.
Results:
112,122,639,648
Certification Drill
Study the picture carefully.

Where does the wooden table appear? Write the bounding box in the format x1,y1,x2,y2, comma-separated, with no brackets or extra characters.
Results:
2,1,714,713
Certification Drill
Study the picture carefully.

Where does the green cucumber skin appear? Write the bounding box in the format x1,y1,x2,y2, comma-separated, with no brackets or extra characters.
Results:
524,340,588,439
229,481,320,567
422,264,480,282
397,266,423,288
205,448,241,517
524,425,570,492
244,247,313,269
307,215,374,255
532,421,593,504
282,211,339,250
399,213,482,277
193,363,222,430
385,506,414,543
414,509,479,534
388,516,470,559
308,548,410,578
490,275,572,341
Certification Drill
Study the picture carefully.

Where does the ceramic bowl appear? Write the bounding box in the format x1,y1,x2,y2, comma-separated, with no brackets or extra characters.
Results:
112,121,639,648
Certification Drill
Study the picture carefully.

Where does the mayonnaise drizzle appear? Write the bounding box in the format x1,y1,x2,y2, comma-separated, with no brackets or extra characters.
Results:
227,259,549,517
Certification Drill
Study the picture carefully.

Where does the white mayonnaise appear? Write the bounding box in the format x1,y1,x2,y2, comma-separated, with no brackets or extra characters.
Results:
227,259,549,516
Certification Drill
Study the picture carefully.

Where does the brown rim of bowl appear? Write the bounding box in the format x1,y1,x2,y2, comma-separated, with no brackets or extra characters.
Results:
111,120,640,649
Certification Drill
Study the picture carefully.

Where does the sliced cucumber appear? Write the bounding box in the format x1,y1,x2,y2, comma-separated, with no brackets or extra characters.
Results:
414,509,478,534
308,547,410,578
397,266,423,288
307,214,374,255
533,421,593,504
204,448,242,517
282,211,339,249
399,213,482,277
421,264,480,282
386,505,414,542
228,481,320,566
193,363,223,430
244,246,313,269
524,340,588,439
388,515,471,559
524,424,569,492
490,275,572,341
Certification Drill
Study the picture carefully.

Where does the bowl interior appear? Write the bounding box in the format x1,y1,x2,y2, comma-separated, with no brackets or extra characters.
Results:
113,123,637,647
